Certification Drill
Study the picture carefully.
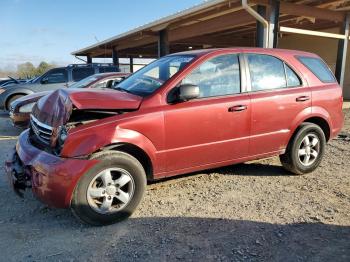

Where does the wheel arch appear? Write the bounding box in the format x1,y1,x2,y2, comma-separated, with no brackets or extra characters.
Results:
4,90,33,110
289,115,331,146
100,142,154,181
301,116,330,141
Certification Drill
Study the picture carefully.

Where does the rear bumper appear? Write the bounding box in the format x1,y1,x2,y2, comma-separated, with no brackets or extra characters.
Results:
5,130,98,208
330,109,345,139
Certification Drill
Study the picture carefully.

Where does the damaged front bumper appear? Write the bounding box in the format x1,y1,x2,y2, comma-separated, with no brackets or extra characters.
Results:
5,151,31,197
4,130,99,208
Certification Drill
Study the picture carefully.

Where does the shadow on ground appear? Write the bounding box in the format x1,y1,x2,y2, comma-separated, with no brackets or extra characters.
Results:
0,212,349,261
108,217,350,261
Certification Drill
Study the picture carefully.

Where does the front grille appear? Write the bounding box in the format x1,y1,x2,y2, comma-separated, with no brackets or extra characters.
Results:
30,115,53,145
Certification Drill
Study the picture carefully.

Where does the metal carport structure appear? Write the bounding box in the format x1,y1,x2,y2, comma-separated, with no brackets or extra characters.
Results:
71,0,350,98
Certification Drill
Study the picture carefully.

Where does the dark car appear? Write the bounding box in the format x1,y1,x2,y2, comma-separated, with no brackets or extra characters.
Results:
0,63,119,110
9,72,129,128
0,77,27,87
5,48,343,225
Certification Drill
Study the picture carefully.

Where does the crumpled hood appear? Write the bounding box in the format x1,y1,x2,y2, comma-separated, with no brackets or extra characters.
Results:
67,88,142,110
31,88,142,127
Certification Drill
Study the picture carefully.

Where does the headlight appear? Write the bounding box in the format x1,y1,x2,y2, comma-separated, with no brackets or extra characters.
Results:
0,88,4,94
58,126,68,145
19,102,36,113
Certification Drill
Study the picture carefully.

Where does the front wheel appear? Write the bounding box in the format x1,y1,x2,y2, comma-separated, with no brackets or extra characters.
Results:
71,151,147,226
280,122,326,175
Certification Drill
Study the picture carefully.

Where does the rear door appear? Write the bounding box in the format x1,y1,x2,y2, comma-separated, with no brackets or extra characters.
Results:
244,53,311,156
71,67,96,85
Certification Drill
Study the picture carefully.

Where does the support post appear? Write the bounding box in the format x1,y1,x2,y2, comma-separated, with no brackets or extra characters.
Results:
158,29,169,57
256,5,267,48
112,47,119,69
129,56,134,73
86,55,92,64
269,0,280,48
335,14,350,88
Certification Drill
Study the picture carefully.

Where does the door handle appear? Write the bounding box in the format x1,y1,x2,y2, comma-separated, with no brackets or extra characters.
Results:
228,105,247,112
296,96,310,102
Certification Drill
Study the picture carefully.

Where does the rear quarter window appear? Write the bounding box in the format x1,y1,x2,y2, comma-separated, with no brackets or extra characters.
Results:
297,56,336,83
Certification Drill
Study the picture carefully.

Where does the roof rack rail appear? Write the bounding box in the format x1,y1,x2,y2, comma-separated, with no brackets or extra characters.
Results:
67,63,116,68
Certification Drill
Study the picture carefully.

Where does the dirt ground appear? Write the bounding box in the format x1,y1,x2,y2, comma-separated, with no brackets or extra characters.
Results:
0,110,349,262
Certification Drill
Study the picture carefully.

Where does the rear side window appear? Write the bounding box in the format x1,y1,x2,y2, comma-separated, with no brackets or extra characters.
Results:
72,67,95,81
298,56,336,83
247,54,286,91
247,54,302,91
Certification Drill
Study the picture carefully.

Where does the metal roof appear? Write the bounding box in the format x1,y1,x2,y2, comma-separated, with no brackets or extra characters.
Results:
71,0,350,58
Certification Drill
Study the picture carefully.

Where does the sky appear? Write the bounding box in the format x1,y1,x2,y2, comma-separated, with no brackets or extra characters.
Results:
0,0,204,70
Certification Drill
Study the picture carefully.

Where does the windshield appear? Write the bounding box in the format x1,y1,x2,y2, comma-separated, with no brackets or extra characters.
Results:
69,75,99,88
116,55,195,96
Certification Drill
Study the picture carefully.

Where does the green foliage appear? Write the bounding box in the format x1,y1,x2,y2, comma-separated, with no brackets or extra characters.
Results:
16,61,56,79
17,62,36,79
36,61,53,75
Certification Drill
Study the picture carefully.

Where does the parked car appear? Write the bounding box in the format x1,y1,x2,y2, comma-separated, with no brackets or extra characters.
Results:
0,77,27,88
0,63,119,110
5,48,343,225
9,72,129,128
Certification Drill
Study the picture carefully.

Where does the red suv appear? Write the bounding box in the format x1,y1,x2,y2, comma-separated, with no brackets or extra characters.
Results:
5,48,343,225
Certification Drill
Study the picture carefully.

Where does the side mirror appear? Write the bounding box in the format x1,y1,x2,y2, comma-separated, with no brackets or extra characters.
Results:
178,84,199,102
41,78,48,84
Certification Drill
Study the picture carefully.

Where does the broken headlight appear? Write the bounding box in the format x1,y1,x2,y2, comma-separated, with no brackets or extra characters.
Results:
58,126,68,146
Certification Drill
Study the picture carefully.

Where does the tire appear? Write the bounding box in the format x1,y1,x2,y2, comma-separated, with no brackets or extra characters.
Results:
71,151,147,226
6,95,24,110
280,122,326,175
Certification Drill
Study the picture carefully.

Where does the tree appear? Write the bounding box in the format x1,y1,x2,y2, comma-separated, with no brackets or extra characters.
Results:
16,61,56,79
17,62,36,79
36,61,55,75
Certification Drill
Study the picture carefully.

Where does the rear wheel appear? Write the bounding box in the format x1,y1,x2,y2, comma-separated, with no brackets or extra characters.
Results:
71,151,147,226
280,122,326,175
6,95,24,110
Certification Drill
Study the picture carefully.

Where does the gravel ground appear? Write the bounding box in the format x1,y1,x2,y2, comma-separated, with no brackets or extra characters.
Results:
0,110,349,262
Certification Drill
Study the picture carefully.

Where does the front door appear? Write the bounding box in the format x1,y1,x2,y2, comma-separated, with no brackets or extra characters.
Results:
37,68,69,91
164,53,251,173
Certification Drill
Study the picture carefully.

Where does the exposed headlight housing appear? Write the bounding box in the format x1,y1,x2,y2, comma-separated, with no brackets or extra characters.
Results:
58,126,68,146
19,102,36,113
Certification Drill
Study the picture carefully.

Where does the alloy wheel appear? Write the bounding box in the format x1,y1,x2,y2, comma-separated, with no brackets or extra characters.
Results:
87,168,135,214
297,133,320,167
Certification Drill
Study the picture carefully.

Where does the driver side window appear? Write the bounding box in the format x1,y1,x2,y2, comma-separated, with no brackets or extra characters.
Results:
41,69,68,84
182,54,240,98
